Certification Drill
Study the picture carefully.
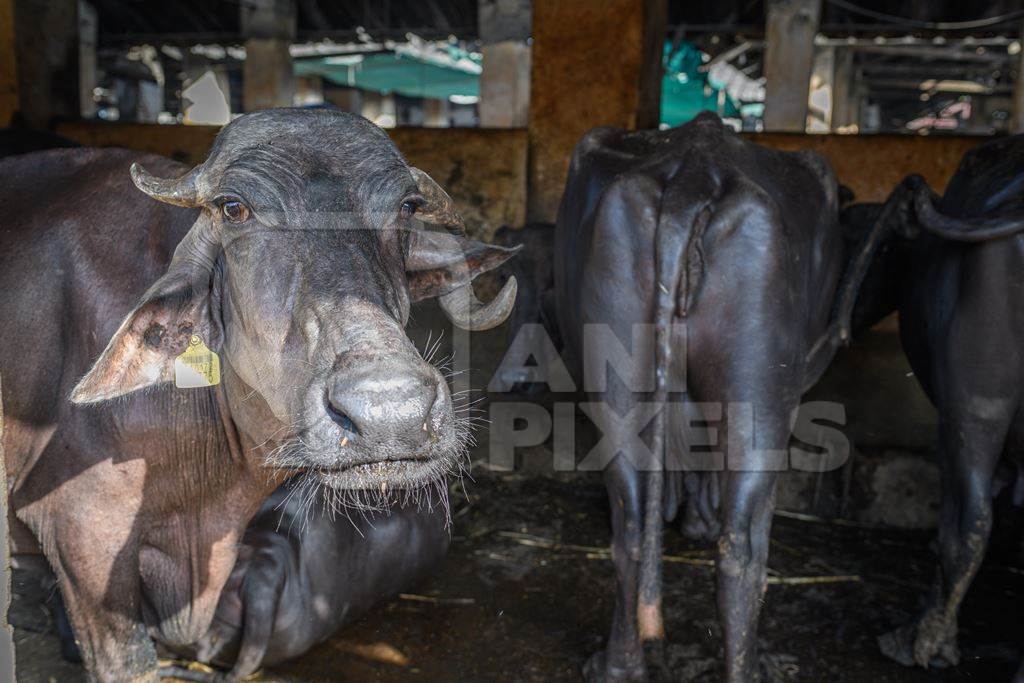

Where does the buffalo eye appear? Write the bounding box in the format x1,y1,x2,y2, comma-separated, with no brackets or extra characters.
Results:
399,197,422,220
221,200,250,223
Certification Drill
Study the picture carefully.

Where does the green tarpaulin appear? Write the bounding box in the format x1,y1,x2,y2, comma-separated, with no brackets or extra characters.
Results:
295,50,480,100
660,42,740,127
295,41,740,125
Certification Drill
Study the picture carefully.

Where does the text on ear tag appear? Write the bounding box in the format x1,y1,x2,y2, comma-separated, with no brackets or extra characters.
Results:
174,335,221,388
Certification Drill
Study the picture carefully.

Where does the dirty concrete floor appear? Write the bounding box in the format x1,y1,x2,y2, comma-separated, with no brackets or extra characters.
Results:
10,312,1024,681
11,467,1023,683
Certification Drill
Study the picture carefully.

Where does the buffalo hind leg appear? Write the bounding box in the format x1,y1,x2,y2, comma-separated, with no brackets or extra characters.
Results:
717,469,778,683
585,455,646,682
879,416,1005,668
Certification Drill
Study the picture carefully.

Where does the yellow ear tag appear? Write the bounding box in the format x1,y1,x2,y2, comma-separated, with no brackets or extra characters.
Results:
174,335,221,388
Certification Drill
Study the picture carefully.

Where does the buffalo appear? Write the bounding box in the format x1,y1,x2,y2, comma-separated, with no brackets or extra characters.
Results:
164,476,449,681
841,134,1024,671
492,222,559,393
0,107,517,681
554,112,874,681
0,126,78,159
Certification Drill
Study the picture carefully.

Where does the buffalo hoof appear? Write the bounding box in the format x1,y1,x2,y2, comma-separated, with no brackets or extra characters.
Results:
878,612,960,669
584,650,647,683
157,662,222,682
643,639,672,681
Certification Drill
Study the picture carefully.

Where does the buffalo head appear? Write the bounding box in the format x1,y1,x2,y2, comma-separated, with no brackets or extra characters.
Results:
70,108,518,502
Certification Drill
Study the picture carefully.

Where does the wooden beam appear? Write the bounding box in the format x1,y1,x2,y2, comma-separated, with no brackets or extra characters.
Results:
0,0,17,126
10,0,80,128
763,0,821,132
527,0,666,222
746,131,980,202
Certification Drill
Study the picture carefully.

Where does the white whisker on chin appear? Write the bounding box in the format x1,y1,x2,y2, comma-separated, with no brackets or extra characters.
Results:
256,352,476,530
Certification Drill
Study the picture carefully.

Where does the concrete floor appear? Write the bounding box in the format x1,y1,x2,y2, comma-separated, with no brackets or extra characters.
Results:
8,314,1024,682
11,465,1023,682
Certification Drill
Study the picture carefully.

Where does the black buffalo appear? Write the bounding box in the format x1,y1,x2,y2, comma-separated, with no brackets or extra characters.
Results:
554,112,872,681
168,477,449,681
0,127,78,158
492,222,559,393
842,134,1024,672
0,108,516,681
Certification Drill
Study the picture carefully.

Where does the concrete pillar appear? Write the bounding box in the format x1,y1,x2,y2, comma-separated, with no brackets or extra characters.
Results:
0,0,17,126
423,97,449,127
378,94,396,128
480,42,531,127
324,86,362,114
1013,24,1024,132
243,40,294,112
295,75,323,106
241,0,295,112
77,0,96,118
361,91,396,128
479,0,531,128
361,91,382,122
831,47,857,132
966,96,993,135
527,0,666,222
763,0,821,132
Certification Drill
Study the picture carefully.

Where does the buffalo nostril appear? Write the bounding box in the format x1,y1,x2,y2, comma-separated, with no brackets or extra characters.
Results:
424,380,450,429
325,397,359,436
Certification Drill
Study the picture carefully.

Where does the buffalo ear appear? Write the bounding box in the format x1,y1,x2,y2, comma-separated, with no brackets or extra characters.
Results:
405,230,519,302
409,167,464,234
70,217,221,403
